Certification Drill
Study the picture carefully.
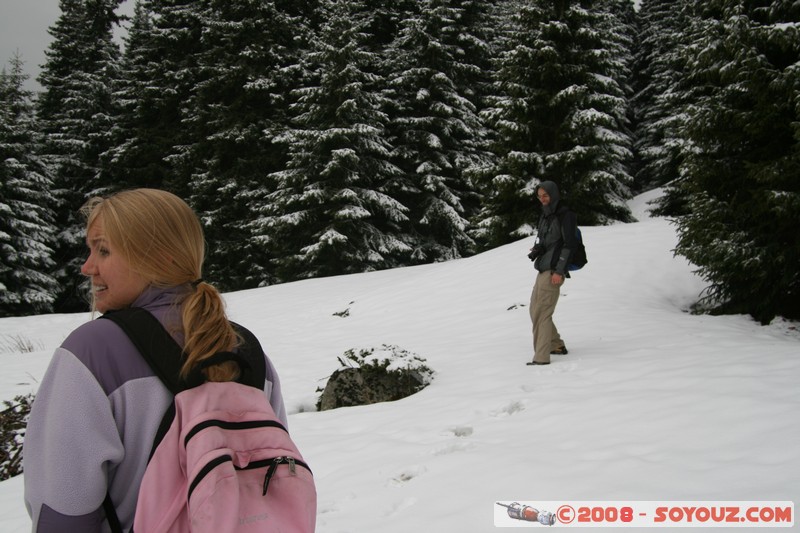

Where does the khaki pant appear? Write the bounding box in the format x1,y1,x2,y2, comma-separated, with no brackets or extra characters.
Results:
529,270,564,363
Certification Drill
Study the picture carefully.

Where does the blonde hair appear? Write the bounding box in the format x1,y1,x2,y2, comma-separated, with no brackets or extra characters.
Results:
82,188,240,382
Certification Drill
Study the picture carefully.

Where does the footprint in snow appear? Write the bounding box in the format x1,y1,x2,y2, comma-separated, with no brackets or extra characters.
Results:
490,400,526,417
449,425,474,437
388,466,427,487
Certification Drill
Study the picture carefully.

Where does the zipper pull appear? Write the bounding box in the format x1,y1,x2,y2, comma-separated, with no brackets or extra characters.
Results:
262,458,283,495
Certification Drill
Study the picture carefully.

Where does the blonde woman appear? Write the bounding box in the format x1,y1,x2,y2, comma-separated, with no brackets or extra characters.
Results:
24,189,286,532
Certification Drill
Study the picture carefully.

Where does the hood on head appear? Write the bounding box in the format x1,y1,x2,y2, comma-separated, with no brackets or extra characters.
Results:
537,180,561,214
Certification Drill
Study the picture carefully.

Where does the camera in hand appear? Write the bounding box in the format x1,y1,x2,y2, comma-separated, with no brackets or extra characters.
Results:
528,245,542,261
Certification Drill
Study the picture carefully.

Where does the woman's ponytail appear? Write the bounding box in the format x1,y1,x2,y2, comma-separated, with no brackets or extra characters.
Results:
180,281,241,382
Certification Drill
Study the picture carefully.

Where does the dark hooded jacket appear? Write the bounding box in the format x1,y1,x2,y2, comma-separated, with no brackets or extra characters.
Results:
533,181,578,276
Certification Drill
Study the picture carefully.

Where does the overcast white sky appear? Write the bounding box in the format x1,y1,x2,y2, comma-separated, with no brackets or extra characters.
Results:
0,0,136,91
1,0,61,90
1,0,641,92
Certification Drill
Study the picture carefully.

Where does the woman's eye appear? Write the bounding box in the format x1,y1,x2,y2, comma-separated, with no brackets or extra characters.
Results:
99,247,110,257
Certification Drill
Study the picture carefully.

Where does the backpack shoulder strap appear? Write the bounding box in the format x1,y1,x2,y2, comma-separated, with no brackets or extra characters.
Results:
100,307,185,533
555,206,578,241
231,323,267,389
101,307,186,394
102,309,268,391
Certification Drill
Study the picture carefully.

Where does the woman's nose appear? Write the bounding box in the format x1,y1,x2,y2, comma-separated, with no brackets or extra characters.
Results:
81,254,95,276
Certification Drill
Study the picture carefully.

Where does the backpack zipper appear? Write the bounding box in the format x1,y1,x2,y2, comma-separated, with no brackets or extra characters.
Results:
189,455,311,500
187,455,313,499
262,456,295,495
184,419,288,446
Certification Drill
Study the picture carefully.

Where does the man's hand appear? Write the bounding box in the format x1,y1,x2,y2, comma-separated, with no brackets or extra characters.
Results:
551,272,564,286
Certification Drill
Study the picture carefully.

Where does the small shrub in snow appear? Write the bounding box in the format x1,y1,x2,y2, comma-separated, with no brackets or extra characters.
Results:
1,394,34,480
0,335,42,354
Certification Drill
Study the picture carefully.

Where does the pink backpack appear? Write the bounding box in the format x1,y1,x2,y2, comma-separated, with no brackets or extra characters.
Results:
102,308,316,533
135,382,316,532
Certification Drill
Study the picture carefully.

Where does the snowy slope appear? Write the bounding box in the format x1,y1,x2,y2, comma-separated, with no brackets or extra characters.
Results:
1,190,798,532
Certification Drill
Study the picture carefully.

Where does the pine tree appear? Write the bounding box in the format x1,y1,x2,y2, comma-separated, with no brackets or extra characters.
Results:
0,54,59,317
674,0,800,323
631,0,691,197
99,0,165,191
175,0,316,290
103,0,203,198
37,0,123,311
352,0,420,51
452,0,503,109
476,0,634,249
587,0,636,217
385,0,493,262
473,3,551,248
632,0,700,217
259,0,410,281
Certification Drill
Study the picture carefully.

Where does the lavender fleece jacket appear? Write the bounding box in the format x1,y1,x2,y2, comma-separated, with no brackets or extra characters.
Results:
23,286,287,533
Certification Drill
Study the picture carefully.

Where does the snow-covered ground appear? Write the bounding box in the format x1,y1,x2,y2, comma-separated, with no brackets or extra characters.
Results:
2,190,797,531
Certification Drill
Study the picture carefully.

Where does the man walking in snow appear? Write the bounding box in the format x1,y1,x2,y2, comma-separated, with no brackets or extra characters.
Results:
526,181,578,365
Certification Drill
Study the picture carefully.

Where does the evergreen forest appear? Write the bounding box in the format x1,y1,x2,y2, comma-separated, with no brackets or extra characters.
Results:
1,0,798,324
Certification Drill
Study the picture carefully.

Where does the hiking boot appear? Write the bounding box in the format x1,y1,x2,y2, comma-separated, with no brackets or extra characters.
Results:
551,345,568,355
